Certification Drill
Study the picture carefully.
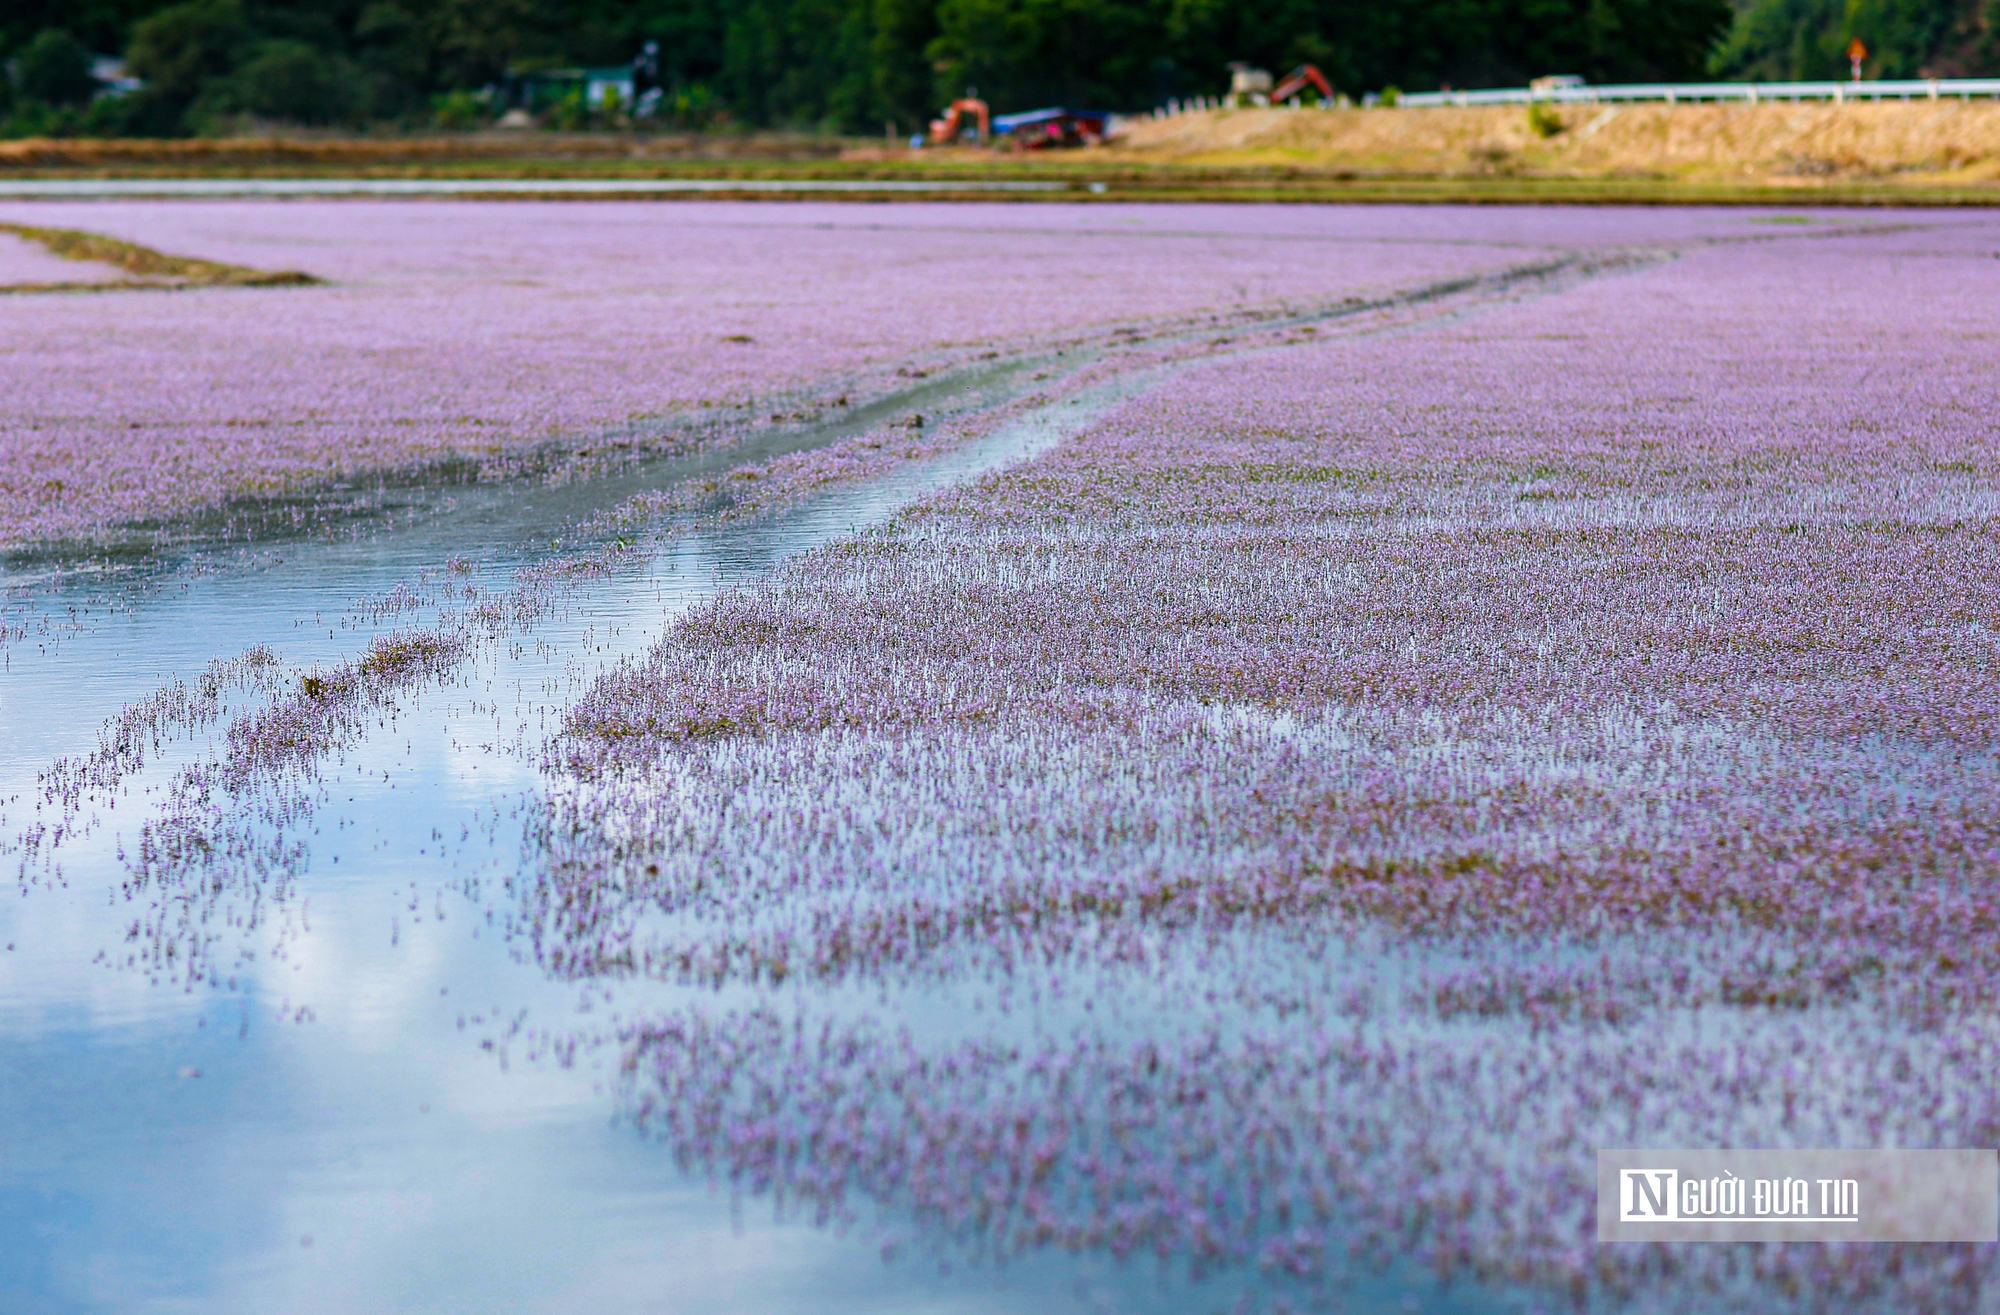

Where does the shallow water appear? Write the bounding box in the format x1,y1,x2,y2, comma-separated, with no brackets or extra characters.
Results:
9,212,1883,1311
0,330,1552,1313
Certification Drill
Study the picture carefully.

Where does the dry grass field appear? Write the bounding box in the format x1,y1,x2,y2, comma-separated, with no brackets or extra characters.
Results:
1110,100,2000,188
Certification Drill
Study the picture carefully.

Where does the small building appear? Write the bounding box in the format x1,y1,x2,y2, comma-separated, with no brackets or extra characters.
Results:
1227,62,1273,106
90,56,142,98
509,67,636,111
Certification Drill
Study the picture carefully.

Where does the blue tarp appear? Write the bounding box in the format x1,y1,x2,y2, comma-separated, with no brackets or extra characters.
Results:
991,107,1111,134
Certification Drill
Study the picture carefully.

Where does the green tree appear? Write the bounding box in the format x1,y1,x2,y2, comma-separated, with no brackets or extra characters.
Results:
1841,0,1961,76
218,38,362,123
16,29,100,106
872,0,940,127
718,0,876,128
3,1,155,62
351,3,434,118
124,0,248,126
416,0,564,89
928,0,1167,110
1711,0,1973,79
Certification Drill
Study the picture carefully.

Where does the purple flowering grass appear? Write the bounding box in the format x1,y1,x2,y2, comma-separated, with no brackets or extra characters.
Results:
538,214,2000,1309
17,202,2000,1309
0,200,1616,548
0,230,128,285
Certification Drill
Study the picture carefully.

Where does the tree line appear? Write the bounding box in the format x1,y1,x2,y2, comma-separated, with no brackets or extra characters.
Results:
2,0,1995,137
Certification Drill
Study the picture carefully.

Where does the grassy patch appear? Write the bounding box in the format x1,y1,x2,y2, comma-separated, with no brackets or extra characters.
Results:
0,222,319,293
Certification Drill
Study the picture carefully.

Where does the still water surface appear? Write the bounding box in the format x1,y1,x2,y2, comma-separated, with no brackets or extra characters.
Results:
1,318,1538,1315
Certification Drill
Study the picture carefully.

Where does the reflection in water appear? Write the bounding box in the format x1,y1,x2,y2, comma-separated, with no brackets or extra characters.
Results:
1,245,1742,1314
518,217,2000,1312
7,360,1524,1312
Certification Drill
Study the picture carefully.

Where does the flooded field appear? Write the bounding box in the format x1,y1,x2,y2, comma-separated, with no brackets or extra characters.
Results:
3,202,1998,1314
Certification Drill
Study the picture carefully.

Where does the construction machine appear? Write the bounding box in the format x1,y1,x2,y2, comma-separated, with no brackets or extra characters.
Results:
927,98,990,145
1271,64,1335,104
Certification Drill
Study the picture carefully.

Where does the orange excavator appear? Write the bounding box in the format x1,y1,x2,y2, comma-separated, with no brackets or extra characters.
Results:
928,98,990,145
1271,64,1335,104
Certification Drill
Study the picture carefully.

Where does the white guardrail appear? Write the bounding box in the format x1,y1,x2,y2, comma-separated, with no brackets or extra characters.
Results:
1399,78,2000,107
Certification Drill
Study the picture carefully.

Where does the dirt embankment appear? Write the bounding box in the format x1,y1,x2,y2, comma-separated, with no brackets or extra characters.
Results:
0,133,851,172
1110,102,2000,184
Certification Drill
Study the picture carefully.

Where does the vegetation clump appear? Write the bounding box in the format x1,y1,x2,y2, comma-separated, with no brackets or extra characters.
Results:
0,222,318,291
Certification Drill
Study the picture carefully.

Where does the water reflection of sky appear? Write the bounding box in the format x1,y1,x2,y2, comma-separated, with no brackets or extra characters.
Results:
4,364,1541,1314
